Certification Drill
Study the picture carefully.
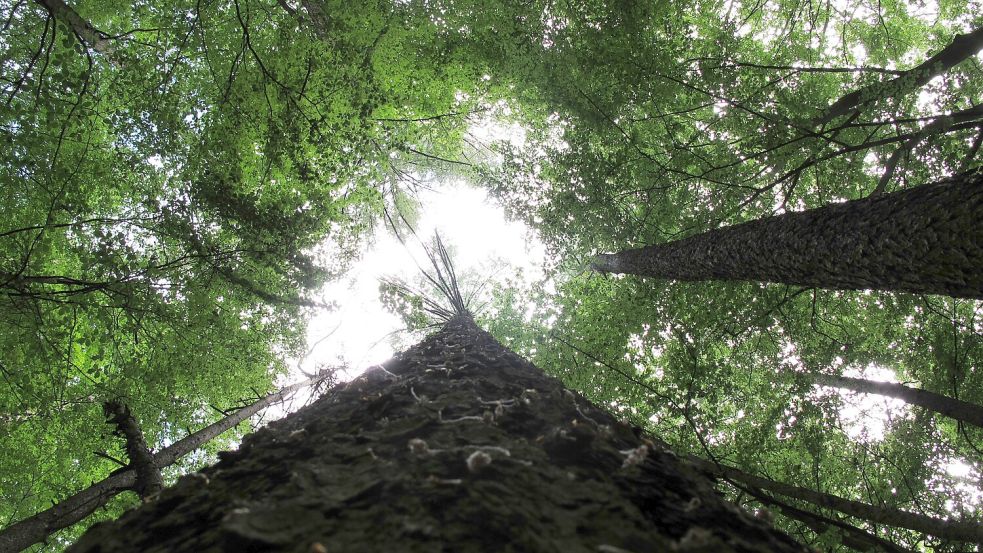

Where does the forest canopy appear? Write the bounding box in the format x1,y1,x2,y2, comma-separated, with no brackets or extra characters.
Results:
0,0,981,551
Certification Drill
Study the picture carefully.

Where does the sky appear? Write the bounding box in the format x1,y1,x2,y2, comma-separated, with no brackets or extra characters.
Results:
268,180,546,415
259,103,981,512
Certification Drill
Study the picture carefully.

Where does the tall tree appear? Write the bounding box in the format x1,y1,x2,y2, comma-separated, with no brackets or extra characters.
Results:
591,171,983,298
0,0,493,544
68,315,809,553
687,456,983,544
813,373,983,429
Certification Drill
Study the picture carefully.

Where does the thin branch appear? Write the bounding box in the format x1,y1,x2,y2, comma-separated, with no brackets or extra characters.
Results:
686,57,905,75
873,104,983,196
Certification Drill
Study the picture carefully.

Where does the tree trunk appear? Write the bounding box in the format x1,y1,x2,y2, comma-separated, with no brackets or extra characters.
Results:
0,373,330,553
815,25,983,125
734,482,914,553
68,316,807,553
687,456,983,544
592,172,983,299
814,373,983,428
103,401,165,500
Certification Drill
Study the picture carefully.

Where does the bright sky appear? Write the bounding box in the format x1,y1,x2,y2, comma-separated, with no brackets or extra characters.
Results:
821,364,910,442
278,181,545,400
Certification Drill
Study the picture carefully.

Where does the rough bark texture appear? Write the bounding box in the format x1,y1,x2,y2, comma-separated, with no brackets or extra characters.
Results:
69,316,807,553
688,457,983,544
103,401,164,500
815,25,983,125
815,373,983,428
0,375,327,553
592,172,983,298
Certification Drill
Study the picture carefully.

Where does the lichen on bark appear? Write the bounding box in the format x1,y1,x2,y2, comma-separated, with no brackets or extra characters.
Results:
70,316,807,553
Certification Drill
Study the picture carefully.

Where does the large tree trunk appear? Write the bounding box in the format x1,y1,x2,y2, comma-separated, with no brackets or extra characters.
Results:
814,373,983,429
592,172,983,299
68,316,806,553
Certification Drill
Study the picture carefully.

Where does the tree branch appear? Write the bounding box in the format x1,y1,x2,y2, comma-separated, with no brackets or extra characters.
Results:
103,401,164,500
816,26,983,125
33,0,113,54
0,374,331,552
873,104,983,195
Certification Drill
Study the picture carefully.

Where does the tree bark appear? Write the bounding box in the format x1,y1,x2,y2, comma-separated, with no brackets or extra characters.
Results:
815,25,983,125
103,401,164,500
67,316,807,553
0,374,329,553
591,171,983,299
687,456,983,544
814,373,983,429
34,0,113,54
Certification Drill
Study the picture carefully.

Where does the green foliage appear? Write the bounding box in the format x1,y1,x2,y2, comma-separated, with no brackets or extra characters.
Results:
0,0,492,548
464,1,983,550
2,0,982,551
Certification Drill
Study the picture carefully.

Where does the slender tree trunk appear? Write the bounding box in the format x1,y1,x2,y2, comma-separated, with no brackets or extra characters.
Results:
592,172,983,299
0,374,329,553
687,456,983,544
737,484,914,553
67,316,807,553
815,25,983,125
814,373,983,428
